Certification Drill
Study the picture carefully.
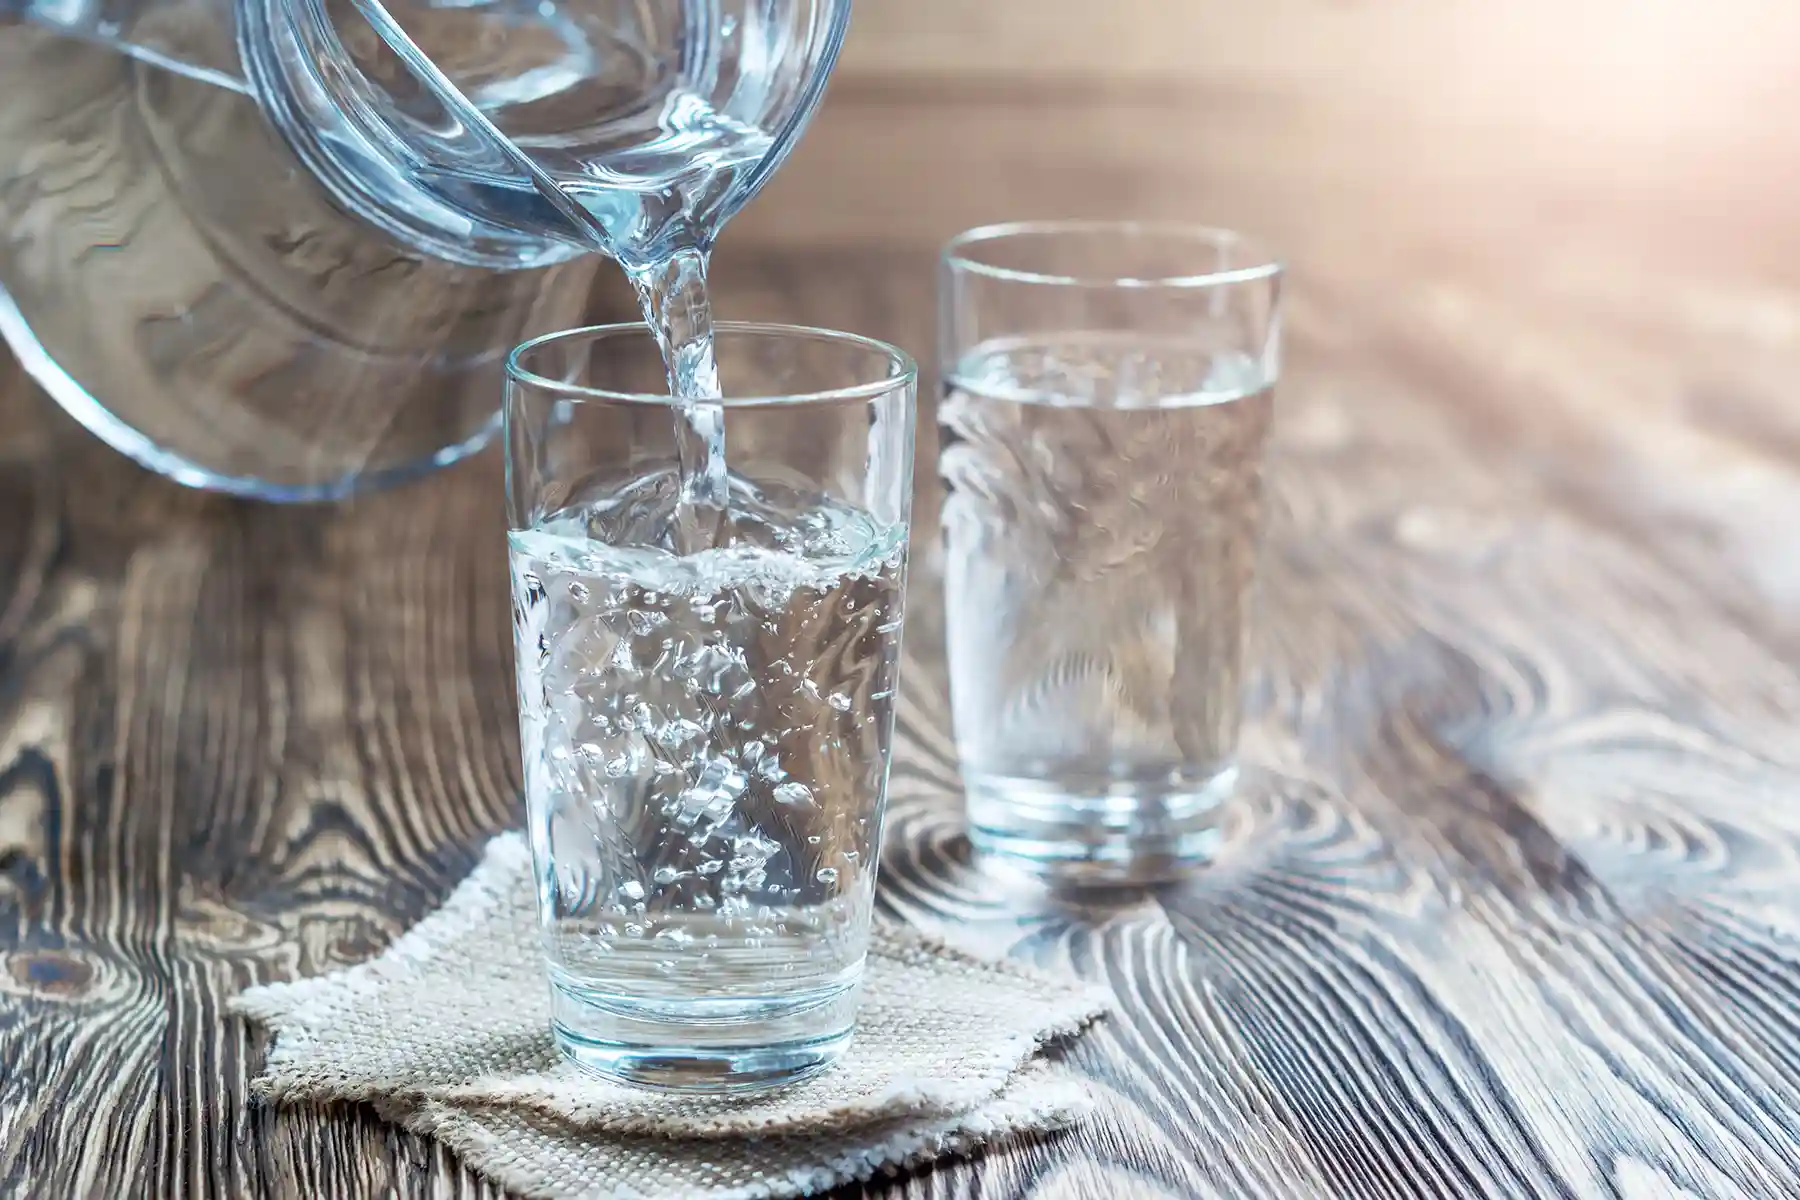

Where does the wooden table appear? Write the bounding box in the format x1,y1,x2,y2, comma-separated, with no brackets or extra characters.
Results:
6,47,1800,1197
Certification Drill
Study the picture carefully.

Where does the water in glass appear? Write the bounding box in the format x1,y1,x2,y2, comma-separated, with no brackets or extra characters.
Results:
941,334,1272,875
510,470,906,1086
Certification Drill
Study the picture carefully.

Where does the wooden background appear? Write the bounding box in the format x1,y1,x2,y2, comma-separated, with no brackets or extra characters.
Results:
5,1,1800,1196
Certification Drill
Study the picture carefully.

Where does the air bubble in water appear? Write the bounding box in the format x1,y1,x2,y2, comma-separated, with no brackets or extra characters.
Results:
827,692,852,712
626,609,666,636
673,758,747,830
652,866,683,885
772,781,815,807
618,880,646,901
814,867,839,884
656,718,703,749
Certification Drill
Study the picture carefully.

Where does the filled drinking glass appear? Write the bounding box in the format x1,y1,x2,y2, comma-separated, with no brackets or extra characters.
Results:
938,221,1280,884
506,323,915,1090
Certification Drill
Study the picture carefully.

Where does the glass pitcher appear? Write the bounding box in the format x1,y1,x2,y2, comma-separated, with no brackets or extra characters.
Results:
0,0,849,499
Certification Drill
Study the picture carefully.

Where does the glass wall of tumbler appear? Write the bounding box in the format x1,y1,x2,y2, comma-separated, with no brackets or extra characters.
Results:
507,322,917,1090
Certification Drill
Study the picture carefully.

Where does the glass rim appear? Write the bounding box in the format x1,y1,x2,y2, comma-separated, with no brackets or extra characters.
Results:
941,219,1283,289
506,321,918,407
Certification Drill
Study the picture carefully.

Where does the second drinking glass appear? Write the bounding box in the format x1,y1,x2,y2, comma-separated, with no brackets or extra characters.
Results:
507,323,915,1091
938,220,1280,885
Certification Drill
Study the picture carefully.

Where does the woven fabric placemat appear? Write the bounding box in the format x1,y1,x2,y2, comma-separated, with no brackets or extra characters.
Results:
233,833,1112,1199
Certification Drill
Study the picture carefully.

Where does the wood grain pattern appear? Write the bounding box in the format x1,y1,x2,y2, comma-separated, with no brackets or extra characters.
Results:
6,7,1800,1194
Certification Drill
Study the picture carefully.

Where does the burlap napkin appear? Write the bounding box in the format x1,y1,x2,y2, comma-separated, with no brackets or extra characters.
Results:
232,833,1111,1199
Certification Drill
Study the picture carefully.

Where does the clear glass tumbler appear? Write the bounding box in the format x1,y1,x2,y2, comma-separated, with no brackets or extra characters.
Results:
506,323,916,1090
938,221,1280,884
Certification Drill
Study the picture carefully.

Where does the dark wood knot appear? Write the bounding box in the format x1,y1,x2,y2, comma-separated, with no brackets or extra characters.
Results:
5,950,96,999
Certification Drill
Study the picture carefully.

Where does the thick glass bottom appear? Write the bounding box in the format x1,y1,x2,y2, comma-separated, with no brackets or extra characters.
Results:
964,764,1236,886
548,971,862,1092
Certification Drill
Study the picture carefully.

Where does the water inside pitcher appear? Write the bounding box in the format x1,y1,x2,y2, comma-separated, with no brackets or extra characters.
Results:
0,0,848,498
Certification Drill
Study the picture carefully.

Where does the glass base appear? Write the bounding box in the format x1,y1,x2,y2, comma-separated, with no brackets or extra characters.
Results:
548,973,861,1092
964,764,1236,886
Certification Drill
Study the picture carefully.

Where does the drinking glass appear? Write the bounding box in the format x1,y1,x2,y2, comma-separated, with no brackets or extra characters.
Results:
938,221,1280,884
506,323,916,1090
